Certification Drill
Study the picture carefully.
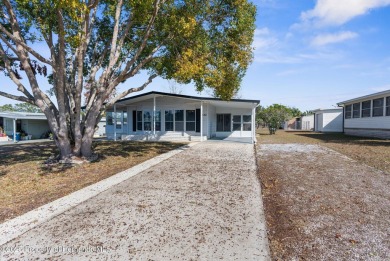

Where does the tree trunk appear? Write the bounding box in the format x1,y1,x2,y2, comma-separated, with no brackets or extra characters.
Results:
54,135,73,159
80,130,95,157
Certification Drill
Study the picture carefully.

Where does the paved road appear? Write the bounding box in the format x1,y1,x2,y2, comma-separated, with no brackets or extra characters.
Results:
0,141,270,260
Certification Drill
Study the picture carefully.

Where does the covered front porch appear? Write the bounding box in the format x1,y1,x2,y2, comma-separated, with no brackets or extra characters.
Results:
105,91,259,143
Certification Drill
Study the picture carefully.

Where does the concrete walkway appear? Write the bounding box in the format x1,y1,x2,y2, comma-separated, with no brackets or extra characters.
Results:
0,141,270,260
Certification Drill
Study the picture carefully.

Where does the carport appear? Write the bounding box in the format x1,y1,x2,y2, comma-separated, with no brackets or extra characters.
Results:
0,112,50,142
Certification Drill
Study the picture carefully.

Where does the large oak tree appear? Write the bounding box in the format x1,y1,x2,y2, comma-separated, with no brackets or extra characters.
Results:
0,0,256,159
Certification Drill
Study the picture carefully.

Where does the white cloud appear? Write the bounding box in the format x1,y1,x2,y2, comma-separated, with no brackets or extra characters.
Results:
252,27,278,50
299,0,390,27
310,31,358,46
370,84,390,92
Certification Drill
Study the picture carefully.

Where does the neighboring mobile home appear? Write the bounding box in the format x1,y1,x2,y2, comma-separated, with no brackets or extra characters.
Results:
301,114,314,131
0,112,51,141
105,91,259,143
312,108,343,132
337,90,390,139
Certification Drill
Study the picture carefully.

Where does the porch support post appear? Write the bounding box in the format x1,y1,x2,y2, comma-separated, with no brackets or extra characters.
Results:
153,95,156,135
200,101,203,141
13,118,16,142
114,104,117,141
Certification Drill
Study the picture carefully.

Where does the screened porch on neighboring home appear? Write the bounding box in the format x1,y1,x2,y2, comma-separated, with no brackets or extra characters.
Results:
105,91,259,143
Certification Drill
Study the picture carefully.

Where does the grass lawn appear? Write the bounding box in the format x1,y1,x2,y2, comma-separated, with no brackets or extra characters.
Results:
258,128,390,173
0,140,185,223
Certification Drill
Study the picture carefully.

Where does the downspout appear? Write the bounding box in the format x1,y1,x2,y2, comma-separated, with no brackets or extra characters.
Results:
253,103,260,143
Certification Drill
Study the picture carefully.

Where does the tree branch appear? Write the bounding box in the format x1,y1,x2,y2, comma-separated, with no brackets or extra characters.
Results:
0,91,34,104
0,43,35,100
0,23,53,66
105,74,157,108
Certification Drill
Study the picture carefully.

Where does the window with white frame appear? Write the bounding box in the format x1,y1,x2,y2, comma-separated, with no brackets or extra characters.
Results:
386,97,390,116
352,103,360,118
175,110,184,131
217,114,231,132
361,100,371,118
186,110,196,131
136,111,142,131
143,111,152,131
373,98,384,117
345,105,352,119
232,115,241,131
155,111,161,131
165,110,173,131
243,115,252,131
106,112,114,125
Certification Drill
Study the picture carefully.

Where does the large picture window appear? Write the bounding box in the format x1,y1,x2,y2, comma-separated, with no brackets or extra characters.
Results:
352,103,360,118
345,105,352,119
386,97,390,116
217,114,231,132
186,110,196,131
361,100,371,118
373,98,384,117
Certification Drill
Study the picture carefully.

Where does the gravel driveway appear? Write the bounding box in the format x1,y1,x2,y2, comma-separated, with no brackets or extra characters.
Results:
0,141,270,260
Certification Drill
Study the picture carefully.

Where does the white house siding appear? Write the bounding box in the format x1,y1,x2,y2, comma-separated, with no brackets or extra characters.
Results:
207,104,216,138
215,107,253,138
344,116,390,139
314,110,343,132
301,115,314,130
322,112,343,132
338,90,390,139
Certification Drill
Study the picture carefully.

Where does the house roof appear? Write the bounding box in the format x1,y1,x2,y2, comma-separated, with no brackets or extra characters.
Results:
0,111,47,120
312,108,343,113
337,89,390,106
110,91,260,109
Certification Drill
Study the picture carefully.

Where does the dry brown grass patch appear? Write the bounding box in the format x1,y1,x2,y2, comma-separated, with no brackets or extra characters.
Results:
0,140,185,223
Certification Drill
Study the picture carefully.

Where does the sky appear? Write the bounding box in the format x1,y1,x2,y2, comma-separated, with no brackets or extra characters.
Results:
1,0,390,111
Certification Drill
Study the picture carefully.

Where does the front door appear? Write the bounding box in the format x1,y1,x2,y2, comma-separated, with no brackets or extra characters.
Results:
195,109,200,133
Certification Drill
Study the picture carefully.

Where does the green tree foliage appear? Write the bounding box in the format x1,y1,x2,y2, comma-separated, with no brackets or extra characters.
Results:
0,103,40,112
0,0,256,159
257,104,302,134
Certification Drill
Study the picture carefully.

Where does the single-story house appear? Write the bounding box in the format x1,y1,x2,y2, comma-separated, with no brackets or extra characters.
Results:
337,90,390,139
105,91,260,143
312,108,343,132
0,111,51,141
